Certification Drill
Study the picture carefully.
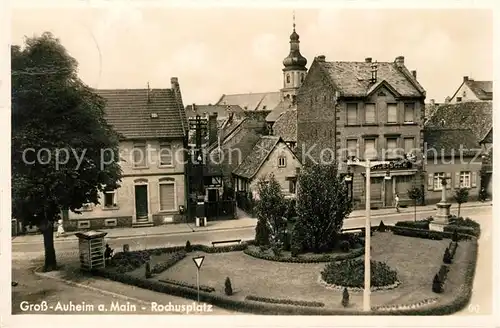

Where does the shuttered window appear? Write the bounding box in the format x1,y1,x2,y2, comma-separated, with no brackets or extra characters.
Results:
433,172,445,190
387,103,398,123
347,103,358,125
364,139,376,160
159,183,175,211
365,104,376,124
404,103,415,123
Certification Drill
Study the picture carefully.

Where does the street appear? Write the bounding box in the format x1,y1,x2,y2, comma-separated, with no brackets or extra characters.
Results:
11,205,492,315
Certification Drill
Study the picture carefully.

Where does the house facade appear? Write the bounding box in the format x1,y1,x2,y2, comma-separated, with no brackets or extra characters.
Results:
297,55,427,208
449,76,492,103
66,78,188,231
233,136,301,199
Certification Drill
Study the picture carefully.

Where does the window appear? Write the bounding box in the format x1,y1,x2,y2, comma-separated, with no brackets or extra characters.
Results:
133,143,147,168
404,103,415,123
347,139,358,158
386,138,398,159
387,103,397,123
404,138,415,154
278,156,287,168
462,90,467,97
347,103,358,125
159,143,173,166
365,103,376,124
159,182,175,211
456,97,462,102
364,139,376,160
459,171,471,188
289,179,297,194
433,172,445,190
286,74,290,83
104,190,116,208
301,73,305,83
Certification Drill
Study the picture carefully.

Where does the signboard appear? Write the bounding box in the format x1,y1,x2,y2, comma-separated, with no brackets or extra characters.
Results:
372,160,412,171
192,256,205,269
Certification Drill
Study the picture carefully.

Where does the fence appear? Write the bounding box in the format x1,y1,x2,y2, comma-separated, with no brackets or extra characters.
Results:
205,200,236,220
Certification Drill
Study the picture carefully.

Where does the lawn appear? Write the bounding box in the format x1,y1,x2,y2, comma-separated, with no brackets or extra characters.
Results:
149,231,472,310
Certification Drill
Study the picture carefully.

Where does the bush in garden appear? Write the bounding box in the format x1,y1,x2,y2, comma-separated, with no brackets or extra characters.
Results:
339,240,350,253
432,274,442,293
255,218,271,246
321,259,398,287
224,277,233,296
452,229,458,242
290,245,299,257
443,248,452,264
341,287,349,307
185,240,192,252
145,261,152,279
378,220,386,232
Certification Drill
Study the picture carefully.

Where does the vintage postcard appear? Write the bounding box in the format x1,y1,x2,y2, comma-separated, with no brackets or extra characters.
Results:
4,1,497,327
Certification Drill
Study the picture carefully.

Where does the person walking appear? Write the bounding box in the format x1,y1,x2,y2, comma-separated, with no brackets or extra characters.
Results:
56,217,65,238
394,193,400,213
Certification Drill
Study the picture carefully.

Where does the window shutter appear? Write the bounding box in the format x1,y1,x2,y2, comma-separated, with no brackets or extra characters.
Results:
427,173,433,190
160,184,175,211
471,171,477,188
455,172,460,189
446,172,451,189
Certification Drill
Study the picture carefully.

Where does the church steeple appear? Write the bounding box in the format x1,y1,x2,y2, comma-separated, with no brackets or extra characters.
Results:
281,11,308,103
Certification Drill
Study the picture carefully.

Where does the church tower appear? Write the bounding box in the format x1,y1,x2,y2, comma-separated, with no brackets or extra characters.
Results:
281,12,308,104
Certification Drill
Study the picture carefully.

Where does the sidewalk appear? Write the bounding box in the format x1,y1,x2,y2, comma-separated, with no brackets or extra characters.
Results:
12,201,491,243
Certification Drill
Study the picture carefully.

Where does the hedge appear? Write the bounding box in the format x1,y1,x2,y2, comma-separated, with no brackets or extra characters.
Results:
243,246,364,263
443,225,479,238
245,295,324,307
159,278,215,293
391,226,444,240
395,220,430,230
93,226,478,315
150,251,186,275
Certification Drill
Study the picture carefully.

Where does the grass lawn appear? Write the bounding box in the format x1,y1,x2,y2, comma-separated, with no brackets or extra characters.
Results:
139,232,473,310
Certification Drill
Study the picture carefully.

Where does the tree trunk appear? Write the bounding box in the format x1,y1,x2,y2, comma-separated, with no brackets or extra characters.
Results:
458,204,461,218
414,201,417,222
38,218,57,272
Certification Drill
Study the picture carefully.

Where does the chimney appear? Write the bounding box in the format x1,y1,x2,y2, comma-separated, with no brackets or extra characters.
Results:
208,113,218,146
170,77,184,109
295,167,301,176
445,96,451,104
365,57,372,63
411,70,417,79
430,99,435,105
395,56,405,68
316,55,326,62
463,76,469,82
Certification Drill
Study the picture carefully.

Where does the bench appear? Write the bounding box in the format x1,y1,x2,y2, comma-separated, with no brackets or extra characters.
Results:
212,239,241,247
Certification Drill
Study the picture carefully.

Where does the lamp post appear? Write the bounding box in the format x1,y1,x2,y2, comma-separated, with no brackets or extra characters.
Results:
346,156,390,312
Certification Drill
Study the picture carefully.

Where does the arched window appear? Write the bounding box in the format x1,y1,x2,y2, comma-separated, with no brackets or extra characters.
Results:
301,73,305,83
286,74,290,84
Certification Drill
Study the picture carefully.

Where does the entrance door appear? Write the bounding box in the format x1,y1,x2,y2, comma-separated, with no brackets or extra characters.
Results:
135,185,148,222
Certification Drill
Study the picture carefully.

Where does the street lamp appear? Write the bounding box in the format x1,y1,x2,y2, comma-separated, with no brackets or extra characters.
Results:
346,156,390,312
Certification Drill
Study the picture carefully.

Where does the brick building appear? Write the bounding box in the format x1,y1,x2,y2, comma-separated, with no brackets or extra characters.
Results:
296,55,427,208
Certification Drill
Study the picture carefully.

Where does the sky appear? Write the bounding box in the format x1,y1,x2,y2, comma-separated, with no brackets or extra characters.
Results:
11,7,493,105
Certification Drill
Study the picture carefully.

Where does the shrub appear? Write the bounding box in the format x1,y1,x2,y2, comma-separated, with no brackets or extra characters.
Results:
432,274,442,293
158,278,215,293
244,246,364,263
321,259,398,287
449,241,458,259
224,277,233,296
185,240,192,252
395,220,430,230
254,219,271,246
444,224,479,239
341,287,349,307
245,295,324,308
151,251,186,275
392,226,443,240
290,245,299,257
378,220,386,232
271,242,283,257
339,240,350,252
443,248,452,264
145,261,151,279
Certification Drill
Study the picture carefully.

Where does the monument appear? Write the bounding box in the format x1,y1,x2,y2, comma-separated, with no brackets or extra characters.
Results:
429,177,451,232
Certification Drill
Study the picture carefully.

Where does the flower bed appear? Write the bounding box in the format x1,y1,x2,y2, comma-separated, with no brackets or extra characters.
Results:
244,245,364,263
320,259,399,289
318,274,401,292
159,278,215,293
245,295,324,308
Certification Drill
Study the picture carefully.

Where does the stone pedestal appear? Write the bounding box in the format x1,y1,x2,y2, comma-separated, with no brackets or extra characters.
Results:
429,202,451,232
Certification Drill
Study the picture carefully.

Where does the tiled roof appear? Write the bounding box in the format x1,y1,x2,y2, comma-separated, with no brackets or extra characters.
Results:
317,61,425,97
424,128,480,157
184,104,244,119
424,101,492,142
273,109,297,142
96,88,186,140
215,92,281,111
233,136,281,179
465,80,493,100
265,98,294,122
424,102,441,120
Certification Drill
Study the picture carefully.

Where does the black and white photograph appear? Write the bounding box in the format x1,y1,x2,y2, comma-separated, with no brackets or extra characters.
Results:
3,1,497,326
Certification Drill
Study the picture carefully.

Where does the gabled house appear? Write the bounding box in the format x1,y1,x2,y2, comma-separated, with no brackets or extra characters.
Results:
233,136,301,199
297,55,426,208
272,109,297,151
66,78,188,230
185,104,244,122
449,76,492,103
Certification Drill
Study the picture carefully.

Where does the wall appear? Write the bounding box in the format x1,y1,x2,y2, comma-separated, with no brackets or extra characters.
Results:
249,142,301,196
296,62,338,165
450,83,480,103
424,156,481,204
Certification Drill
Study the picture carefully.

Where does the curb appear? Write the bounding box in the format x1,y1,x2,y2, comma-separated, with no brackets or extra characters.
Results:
33,266,151,305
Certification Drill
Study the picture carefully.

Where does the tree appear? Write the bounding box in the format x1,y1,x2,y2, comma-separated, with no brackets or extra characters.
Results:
453,187,469,218
11,33,122,271
295,163,353,253
253,174,288,246
407,185,423,222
